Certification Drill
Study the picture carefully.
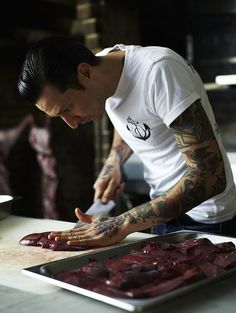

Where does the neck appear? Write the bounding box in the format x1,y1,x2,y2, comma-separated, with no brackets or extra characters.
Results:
98,51,125,98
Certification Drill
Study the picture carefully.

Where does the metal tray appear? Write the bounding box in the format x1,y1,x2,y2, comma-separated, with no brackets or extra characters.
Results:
22,231,236,311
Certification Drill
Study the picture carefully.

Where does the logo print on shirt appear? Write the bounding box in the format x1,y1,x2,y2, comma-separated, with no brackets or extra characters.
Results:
126,116,151,141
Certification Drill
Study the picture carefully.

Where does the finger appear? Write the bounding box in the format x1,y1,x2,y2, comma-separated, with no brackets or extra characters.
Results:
101,180,120,203
49,226,88,240
67,236,107,247
114,182,125,199
93,184,106,202
48,231,63,239
93,180,103,201
75,208,93,223
54,229,89,242
55,228,96,243
67,233,118,247
56,232,84,242
93,176,111,201
68,239,102,246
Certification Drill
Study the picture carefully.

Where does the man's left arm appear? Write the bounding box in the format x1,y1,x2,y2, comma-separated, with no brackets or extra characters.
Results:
49,101,226,246
120,100,226,233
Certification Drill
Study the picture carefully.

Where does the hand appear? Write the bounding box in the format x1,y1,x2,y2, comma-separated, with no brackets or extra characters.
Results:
48,208,129,247
93,161,125,204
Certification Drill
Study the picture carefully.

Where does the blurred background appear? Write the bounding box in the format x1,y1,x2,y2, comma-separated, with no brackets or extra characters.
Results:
0,0,236,221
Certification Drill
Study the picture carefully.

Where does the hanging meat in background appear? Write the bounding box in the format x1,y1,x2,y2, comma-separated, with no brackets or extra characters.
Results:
0,114,33,195
29,116,59,219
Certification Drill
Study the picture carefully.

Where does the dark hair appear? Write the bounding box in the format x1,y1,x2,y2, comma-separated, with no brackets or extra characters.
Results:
18,36,100,103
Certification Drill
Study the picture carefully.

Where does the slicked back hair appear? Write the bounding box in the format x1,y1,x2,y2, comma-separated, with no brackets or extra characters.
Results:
18,36,100,104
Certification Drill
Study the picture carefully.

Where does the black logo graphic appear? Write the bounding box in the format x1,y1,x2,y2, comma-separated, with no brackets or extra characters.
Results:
126,116,151,141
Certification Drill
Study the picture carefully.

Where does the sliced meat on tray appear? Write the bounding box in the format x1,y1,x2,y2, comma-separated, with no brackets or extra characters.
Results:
55,238,236,299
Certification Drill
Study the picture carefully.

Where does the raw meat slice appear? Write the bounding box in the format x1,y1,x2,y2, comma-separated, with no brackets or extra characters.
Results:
214,250,236,269
19,231,88,251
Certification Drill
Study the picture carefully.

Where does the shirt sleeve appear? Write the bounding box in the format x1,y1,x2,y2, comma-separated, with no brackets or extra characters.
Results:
146,58,201,127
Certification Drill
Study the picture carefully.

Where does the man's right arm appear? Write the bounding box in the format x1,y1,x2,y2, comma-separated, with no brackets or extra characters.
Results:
93,130,133,202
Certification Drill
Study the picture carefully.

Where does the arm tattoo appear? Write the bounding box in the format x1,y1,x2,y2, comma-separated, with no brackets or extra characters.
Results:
113,141,132,164
104,101,227,231
157,101,226,219
99,164,114,178
92,102,226,234
171,101,215,145
110,131,133,164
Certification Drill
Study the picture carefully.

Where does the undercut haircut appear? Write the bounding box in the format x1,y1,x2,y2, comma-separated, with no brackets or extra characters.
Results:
18,36,100,104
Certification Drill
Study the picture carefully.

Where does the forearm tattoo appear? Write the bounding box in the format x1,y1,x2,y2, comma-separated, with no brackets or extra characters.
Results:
113,141,132,164
99,164,113,178
94,101,226,234
105,101,227,231
98,135,132,180
111,131,133,164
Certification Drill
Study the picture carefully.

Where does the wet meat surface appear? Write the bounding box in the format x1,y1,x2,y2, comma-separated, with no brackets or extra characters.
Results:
55,238,236,298
19,232,88,251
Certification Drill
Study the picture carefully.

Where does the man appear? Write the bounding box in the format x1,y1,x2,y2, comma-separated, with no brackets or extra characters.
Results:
18,37,236,247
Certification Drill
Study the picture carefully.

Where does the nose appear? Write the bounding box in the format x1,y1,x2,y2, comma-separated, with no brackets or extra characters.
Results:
61,115,80,129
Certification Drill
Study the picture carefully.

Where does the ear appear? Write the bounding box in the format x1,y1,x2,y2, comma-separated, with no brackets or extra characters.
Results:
76,63,91,80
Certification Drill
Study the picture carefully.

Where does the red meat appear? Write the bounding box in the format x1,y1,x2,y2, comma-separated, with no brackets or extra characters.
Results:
55,238,236,299
19,231,88,251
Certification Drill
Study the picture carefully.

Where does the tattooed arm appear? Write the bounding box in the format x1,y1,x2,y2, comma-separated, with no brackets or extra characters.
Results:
93,130,133,203
49,101,226,247
112,100,226,233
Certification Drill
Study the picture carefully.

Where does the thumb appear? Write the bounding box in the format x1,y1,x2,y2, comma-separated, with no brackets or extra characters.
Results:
75,208,93,224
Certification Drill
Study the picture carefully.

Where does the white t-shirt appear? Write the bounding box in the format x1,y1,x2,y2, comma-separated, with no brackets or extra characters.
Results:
97,44,236,224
